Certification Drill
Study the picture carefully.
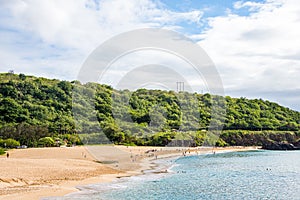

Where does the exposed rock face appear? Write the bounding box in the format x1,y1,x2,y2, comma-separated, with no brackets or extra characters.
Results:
294,140,300,147
262,141,300,150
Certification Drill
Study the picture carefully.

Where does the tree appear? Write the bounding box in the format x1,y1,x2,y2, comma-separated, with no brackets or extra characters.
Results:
19,73,26,81
0,73,300,147
0,98,28,123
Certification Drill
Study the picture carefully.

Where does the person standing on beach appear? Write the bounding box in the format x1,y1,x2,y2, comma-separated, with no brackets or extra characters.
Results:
6,152,9,158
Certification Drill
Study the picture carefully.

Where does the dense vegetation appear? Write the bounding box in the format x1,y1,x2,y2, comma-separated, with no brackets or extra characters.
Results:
0,73,300,147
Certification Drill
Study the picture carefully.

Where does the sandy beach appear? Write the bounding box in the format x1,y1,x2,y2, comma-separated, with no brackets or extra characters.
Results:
0,145,259,200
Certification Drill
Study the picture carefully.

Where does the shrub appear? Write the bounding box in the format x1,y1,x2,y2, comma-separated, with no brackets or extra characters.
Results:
0,148,5,155
38,137,55,147
61,134,83,146
215,138,228,147
194,131,206,146
0,138,20,148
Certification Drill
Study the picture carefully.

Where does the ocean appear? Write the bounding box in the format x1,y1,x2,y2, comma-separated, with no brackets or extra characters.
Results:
46,150,300,200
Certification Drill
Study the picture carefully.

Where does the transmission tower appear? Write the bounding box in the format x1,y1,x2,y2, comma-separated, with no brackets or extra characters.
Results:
176,82,184,92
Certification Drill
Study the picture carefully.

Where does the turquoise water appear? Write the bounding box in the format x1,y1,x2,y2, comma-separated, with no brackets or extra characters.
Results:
51,150,300,200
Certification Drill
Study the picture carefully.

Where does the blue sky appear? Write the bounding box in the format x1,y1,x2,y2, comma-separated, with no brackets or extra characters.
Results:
159,0,265,34
161,0,259,16
1,0,300,111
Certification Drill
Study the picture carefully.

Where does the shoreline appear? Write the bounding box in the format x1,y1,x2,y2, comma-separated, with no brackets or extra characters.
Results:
0,146,260,200
57,146,261,199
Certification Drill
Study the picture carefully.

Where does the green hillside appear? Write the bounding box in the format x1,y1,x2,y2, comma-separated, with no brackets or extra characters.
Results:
0,73,300,147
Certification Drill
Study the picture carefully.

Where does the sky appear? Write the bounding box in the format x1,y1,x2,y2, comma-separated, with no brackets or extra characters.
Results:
0,0,300,111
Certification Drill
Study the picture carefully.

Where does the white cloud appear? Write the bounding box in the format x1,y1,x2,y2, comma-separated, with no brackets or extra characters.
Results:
0,0,203,80
100,50,207,92
233,0,282,11
1,0,203,51
198,0,300,110
1,0,300,110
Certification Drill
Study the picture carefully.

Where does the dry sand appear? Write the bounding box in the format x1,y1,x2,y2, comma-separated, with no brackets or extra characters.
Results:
0,145,259,200
0,146,121,200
